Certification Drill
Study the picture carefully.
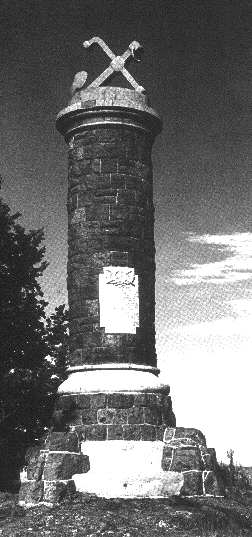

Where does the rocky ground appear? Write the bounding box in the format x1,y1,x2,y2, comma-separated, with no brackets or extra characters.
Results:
1,489,252,537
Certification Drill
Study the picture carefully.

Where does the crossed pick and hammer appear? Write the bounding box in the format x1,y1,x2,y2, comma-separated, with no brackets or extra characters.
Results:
83,37,145,94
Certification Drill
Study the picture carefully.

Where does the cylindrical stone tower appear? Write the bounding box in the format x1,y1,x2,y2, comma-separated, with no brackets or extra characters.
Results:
58,88,160,373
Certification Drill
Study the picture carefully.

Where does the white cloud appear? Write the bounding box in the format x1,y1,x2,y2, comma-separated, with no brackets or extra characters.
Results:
170,316,252,335
173,233,252,285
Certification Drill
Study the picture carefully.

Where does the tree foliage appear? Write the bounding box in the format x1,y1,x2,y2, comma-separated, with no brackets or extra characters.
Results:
0,184,69,488
45,304,69,385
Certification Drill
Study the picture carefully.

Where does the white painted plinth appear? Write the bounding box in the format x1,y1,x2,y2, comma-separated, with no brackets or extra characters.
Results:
73,441,183,498
58,368,169,394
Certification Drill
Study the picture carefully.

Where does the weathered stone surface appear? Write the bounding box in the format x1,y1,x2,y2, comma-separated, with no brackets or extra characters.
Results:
97,409,115,424
82,409,98,425
163,428,176,442
58,395,77,411
19,480,44,503
43,453,90,480
75,394,91,409
113,408,128,424
164,410,176,427
204,471,224,496
156,425,166,441
201,447,218,471
107,425,124,440
141,425,156,441
128,406,144,424
27,452,46,481
133,394,157,407
84,425,107,441
161,446,173,471
180,471,203,496
123,425,141,441
174,428,206,446
170,447,203,472
144,406,162,425
45,432,79,452
161,395,172,411
43,479,76,504
108,394,134,409
90,394,107,408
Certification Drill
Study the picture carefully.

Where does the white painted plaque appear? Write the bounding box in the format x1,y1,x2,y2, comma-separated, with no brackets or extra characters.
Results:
99,267,139,334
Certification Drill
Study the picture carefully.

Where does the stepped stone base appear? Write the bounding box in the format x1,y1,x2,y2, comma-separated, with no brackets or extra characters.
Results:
19,426,224,505
19,371,223,505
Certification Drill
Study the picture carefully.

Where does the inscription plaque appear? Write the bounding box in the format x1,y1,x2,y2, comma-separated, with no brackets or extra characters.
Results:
99,267,139,334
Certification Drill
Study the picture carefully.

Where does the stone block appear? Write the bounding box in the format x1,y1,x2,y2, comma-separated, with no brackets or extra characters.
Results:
155,394,166,408
75,394,91,409
43,479,76,504
110,251,128,266
134,394,155,407
123,425,141,440
84,425,107,441
108,394,134,409
180,471,203,496
76,146,84,160
59,395,77,412
92,159,101,173
164,410,176,427
19,480,44,503
161,445,173,472
170,447,203,472
201,447,218,471
203,471,224,496
27,452,46,481
141,425,156,441
101,158,118,174
90,204,110,222
144,406,162,425
156,425,166,441
45,432,79,453
110,204,128,221
82,409,98,425
174,428,206,446
96,174,111,189
128,407,144,424
43,453,90,480
90,394,107,408
117,189,136,205
113,409,128,425
110,174,126,189
78,190,93,207
97,409,115,424
107,425,124,440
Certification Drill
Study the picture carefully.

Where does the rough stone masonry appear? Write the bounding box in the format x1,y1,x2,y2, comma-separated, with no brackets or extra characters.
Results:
19,38,224,505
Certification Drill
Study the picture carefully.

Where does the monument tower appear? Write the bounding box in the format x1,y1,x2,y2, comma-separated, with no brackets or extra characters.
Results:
20,38,224,505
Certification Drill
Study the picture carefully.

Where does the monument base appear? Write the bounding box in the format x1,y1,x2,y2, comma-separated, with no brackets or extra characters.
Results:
19,368,224,505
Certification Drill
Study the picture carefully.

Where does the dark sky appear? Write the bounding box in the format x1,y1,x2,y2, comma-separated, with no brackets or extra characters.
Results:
1,0,252,463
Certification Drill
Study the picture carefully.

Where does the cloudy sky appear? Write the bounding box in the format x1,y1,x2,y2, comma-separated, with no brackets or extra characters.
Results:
1,0,252,465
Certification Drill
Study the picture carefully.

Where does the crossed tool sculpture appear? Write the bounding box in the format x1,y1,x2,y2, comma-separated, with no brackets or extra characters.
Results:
70,37,145,98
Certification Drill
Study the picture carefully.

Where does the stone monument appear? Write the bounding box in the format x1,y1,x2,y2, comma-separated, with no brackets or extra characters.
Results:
19,38,224,506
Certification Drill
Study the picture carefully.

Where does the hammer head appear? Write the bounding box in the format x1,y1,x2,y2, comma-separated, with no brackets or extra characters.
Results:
129,41,144,62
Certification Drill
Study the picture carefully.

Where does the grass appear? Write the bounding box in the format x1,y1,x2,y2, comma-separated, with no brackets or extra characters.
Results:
0,465,252,536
